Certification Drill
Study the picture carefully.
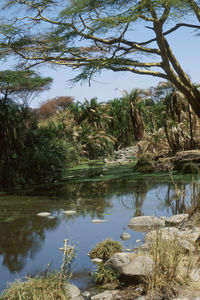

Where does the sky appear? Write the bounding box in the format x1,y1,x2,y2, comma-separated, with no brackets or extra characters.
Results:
1,4,199,108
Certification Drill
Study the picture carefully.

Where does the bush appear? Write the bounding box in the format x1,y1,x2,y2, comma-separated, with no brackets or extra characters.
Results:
89,238,123,262
181,162,199,174
134,154,154,173
93,263,119,285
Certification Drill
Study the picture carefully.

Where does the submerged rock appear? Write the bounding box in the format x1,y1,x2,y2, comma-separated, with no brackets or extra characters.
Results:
91,219,108,223
120,233,131,240
63,210,76,215
128,216,165,232
37,212,51,217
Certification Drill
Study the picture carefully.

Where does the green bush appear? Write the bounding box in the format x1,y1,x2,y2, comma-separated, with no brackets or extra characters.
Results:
181,162,199,174
134,153,154,173
93,263,119,285
89,238,123,262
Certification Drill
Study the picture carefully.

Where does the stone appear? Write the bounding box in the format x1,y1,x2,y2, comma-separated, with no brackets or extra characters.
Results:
37,212,51,217
120,233,131,240
63,210,76,215
91,258,103,264
91,219,108,223
82,291,91,298
105,252,134,270
166,214,189,226
190,268,200,281
65,283,81,298
145,228,195,252
119,255,153,278
128,216,165,232
91,290,120,300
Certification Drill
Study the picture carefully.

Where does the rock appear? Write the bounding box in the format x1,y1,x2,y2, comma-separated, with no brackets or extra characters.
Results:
105,252,134,269
145,228,195,252
190,268,200,281
91,219,108,223
166,214,189,226
37,212,51,217
119,255,153,278
65,283,81,298
120,233,131,240
82,291,91,298
91,290,120,300
91,258,103,264
128,216,165,232
63,210,76,215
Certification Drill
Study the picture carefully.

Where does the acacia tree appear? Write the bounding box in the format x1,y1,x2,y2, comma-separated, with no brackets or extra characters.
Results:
0,70,52,106
2,0,200,115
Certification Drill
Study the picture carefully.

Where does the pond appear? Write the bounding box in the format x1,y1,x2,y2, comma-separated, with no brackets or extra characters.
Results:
0,165,197,293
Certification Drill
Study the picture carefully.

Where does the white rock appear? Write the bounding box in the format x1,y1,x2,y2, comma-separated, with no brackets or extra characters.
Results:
91,219,108,223
105,252,134,269
37,212,51,217
91,290,120,300
82,291,91,298
65,283,81,298
63,210,76,215
166,214,189,226
91,258,103,264
119,255,153,277
128,216,165,232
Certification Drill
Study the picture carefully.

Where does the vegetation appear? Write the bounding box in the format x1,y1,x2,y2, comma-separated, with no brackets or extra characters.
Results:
2,0,200,117
0,239,75,300
89,238,123,262
93,263,120,286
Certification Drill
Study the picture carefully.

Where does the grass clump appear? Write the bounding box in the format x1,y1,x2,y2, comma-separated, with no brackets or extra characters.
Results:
0,272,70,300
181,162,199,174
144,232,190,299
134,153,154,173
0,239,75,300
89,238,123,262
93,263,120,286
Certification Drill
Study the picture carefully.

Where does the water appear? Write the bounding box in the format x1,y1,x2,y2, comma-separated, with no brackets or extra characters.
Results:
0,169,197,292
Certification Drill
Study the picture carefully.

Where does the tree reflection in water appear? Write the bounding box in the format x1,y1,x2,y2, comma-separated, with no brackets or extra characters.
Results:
0,176,196,274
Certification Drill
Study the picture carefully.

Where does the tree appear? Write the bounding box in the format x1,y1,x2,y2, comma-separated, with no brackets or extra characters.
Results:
1,0,200,116
0,70,53,106
38,96,74,119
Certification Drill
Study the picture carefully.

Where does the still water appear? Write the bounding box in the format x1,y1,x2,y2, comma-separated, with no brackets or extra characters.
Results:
0,169,196,292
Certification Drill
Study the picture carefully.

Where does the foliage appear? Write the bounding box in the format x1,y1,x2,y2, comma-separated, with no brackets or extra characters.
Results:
0,70,52,106
134,153,154,173
93,263,120,286
89,238,123,262
3,0,200,116
0,98,69,188
38,96,74,119
181,162,199,174
0,239,76,300
145,232,190,299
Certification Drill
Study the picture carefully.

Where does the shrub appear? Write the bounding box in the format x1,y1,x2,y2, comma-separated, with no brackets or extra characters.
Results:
134,153,154,173
93,263,119,285
89,238,123,262
181,162,199,174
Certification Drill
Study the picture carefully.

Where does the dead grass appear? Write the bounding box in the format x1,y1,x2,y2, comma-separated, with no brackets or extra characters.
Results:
0,272,70,300
144,232,193,299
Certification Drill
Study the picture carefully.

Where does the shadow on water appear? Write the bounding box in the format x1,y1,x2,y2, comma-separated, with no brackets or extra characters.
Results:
0,167,198,292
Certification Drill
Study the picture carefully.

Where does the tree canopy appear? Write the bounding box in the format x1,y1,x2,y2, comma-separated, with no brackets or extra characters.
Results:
1,0,200,115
